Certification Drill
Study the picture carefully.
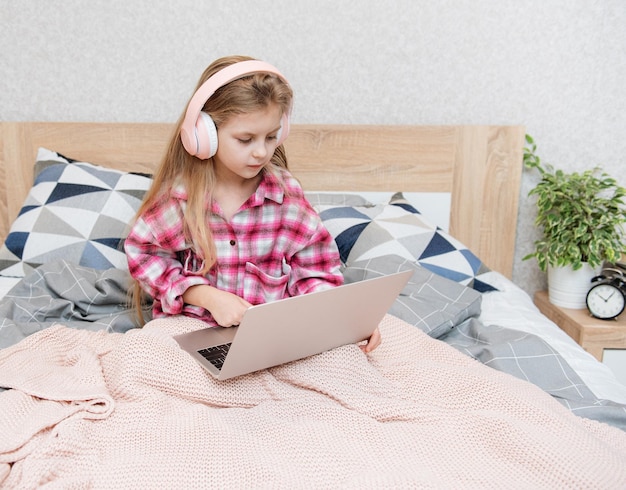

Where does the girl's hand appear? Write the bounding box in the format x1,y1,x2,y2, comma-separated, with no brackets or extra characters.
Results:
207,289,252,327
360,327,381,353
183,285,252,327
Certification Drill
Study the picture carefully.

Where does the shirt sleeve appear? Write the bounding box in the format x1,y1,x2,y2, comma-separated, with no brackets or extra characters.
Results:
124,197,210,316
285,198,344,297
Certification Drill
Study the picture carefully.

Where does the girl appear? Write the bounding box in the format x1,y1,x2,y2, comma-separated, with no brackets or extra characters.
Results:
125,55,381,352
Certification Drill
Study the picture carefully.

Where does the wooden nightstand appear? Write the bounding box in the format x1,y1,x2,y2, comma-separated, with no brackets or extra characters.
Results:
533,290,626,361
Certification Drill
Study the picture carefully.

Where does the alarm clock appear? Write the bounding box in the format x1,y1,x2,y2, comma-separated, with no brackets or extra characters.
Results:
586,267,626,320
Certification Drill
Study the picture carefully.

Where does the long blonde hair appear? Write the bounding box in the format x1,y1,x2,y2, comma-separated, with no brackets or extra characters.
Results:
131,55,293,323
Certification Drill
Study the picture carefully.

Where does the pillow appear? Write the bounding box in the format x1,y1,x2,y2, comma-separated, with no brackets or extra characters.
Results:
343,254,482,338
317,192,498,292
0,148,153,277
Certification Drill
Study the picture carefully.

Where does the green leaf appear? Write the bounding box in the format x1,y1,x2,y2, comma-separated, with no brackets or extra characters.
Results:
522,134,626,272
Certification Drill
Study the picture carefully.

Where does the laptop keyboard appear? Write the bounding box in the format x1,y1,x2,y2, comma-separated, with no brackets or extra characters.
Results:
197,343,232,371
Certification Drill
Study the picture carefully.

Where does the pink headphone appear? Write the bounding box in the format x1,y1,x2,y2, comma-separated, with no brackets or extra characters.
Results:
180,60,292,160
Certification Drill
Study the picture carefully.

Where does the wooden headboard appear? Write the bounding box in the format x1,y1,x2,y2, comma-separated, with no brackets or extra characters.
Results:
0,122,524,278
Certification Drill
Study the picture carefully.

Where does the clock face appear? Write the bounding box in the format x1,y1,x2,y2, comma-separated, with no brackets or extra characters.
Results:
586,283,626,319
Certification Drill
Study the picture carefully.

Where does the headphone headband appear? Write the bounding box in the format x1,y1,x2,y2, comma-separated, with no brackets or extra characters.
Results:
180,60,291,158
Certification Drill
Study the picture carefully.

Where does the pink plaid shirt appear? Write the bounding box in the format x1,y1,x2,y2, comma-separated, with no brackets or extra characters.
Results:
125,168,343,325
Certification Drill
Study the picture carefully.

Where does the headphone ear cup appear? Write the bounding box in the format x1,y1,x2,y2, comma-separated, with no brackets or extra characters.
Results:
195,112,219,159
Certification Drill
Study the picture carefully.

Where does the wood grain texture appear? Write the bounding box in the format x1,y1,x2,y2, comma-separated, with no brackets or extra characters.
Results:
0,122,524,277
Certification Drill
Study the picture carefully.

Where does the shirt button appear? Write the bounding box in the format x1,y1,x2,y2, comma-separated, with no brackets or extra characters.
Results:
229,239,236,246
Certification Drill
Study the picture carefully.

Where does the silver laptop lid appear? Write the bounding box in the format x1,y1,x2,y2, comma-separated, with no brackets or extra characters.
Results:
176,269,412,380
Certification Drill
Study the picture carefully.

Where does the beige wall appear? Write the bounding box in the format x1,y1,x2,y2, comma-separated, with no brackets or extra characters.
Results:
2,0,625,295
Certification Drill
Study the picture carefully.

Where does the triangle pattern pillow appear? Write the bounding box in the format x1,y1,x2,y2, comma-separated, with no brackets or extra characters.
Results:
316,192,498,292
0,148,153,277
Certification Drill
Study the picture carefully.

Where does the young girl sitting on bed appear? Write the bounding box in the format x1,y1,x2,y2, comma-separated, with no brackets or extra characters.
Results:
124,55,381,352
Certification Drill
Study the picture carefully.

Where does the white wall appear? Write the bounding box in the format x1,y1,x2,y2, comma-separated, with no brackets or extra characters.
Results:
2,0,625,295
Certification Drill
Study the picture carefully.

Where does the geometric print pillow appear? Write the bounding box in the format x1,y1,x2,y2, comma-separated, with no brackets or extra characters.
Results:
342,254,483,338
0,148,153,278
316,192,498,292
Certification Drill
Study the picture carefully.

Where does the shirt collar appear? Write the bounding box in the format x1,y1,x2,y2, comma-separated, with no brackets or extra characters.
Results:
249,169,285,206
170,167,286,206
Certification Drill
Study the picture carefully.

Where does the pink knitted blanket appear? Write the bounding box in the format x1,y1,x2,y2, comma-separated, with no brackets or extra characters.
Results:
1,314,626,488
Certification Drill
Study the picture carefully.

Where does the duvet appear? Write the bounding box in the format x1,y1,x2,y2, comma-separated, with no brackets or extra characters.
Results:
2,314,626,488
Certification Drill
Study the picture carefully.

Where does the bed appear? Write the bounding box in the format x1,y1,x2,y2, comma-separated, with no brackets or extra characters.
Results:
1,122,626,488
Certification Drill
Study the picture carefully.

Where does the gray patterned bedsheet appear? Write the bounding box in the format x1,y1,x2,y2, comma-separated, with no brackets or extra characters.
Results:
0,260,140,347
444,319,626,430
1,258,625,430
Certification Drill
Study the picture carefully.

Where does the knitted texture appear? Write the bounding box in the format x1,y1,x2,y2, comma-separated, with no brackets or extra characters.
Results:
1,314,626,488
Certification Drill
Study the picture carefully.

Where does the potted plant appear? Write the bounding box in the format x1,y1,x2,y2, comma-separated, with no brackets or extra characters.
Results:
523,134,626,308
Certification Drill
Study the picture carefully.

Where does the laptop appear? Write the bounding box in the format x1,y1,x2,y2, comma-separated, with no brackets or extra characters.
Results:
174,269,412,380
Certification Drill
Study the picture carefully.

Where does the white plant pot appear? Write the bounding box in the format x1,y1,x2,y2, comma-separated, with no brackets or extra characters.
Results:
547,263,602,309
